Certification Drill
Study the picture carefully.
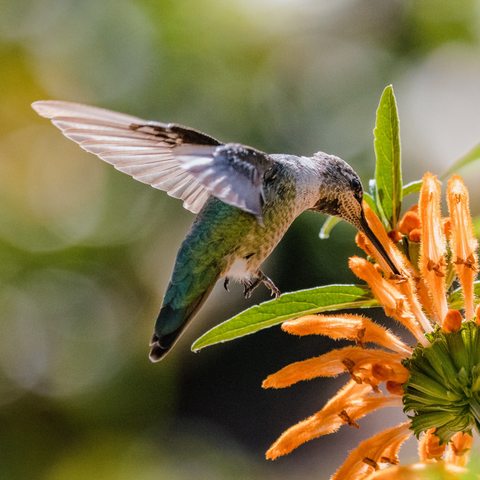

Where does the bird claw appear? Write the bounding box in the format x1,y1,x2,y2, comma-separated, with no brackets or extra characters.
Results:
242,271,280,300
262,275,281,300
243,278,261,298
224,277,230,292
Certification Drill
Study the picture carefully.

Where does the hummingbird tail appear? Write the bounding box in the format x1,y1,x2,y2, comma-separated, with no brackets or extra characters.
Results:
149,284,215,362
149,328,179,362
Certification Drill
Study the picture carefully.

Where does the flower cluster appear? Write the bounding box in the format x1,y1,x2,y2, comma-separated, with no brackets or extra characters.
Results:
263,174,478,479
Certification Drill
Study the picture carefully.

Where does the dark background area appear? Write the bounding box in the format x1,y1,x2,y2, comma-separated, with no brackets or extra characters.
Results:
1,0,480,478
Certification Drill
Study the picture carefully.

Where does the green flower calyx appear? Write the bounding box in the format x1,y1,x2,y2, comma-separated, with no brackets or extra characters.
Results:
402,321,480,444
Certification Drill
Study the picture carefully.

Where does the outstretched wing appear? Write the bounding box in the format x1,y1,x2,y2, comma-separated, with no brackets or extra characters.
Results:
32,101,220,213
32,101,273,221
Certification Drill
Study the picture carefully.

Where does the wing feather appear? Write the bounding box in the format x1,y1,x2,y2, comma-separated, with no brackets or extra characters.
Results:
32,101,220,213
82,141,162,154
63,128,154,143
153,171,192,191
32,100,147,124
32,101,274,222
186,189,210,213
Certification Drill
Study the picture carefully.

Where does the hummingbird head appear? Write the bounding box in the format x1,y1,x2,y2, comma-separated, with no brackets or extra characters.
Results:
309,153,400,276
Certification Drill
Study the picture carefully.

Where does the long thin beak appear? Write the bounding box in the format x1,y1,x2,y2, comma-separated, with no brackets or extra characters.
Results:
358,212,401,276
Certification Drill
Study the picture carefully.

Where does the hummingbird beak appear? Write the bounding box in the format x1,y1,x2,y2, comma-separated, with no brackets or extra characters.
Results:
358,211,401,276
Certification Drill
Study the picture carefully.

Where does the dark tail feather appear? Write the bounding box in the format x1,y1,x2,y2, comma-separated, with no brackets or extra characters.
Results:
149,332,181,362
149,285,215,362
148,305,191,362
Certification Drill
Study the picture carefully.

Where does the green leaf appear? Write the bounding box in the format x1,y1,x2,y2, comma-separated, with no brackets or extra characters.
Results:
374,85,402,230
441,142,480,179
406,371,459,401
410,411,457,438
402,180,422,198
448,281,480,309
192,284,379,351
319,216,341,239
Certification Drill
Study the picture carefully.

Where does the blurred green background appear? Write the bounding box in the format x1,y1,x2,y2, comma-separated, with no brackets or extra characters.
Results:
1,0,480,478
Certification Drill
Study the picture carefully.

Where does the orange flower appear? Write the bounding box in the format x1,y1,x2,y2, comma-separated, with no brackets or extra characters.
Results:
265,381,403,461
418,428,446,461
282,314,411,354
447,175,478,321
332,423,412,479
263,174,479,479
445,432,474,468
419,173,448,323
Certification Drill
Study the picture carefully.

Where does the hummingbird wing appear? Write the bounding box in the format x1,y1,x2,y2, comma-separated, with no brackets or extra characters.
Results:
31,100,221,214
32,101,274,222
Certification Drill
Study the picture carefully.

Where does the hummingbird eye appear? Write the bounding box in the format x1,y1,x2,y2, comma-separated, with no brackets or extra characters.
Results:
350,178,363,202
350,178,361,191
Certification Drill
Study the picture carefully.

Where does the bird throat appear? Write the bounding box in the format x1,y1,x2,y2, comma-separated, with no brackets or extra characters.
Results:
313,196,341,216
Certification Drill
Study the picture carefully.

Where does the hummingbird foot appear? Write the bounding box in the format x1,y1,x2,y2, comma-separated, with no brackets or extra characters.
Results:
243,277,261,298
243,271,281,299
224,277,230,292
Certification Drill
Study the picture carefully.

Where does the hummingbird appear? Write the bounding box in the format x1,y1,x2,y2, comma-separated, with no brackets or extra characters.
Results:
32,100,399,362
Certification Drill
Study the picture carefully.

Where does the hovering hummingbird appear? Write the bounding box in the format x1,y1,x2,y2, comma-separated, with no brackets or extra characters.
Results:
32,101,399,362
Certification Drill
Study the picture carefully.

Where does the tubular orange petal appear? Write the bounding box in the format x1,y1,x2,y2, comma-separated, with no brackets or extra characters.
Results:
266,380,401,460
447,175,479,321
418,429,445,462
394,277,434,336
266,380,370,459
412,276,437,322
265,410,345,460
445,431,473,467
356,231,377,258
380,432,412,466
262,346,405,389
419,173,448,324
347,395,403,421
282,314,411,355
332,422,412,480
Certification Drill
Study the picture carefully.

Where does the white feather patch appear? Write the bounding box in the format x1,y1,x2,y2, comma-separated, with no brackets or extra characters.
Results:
227,258,249,280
